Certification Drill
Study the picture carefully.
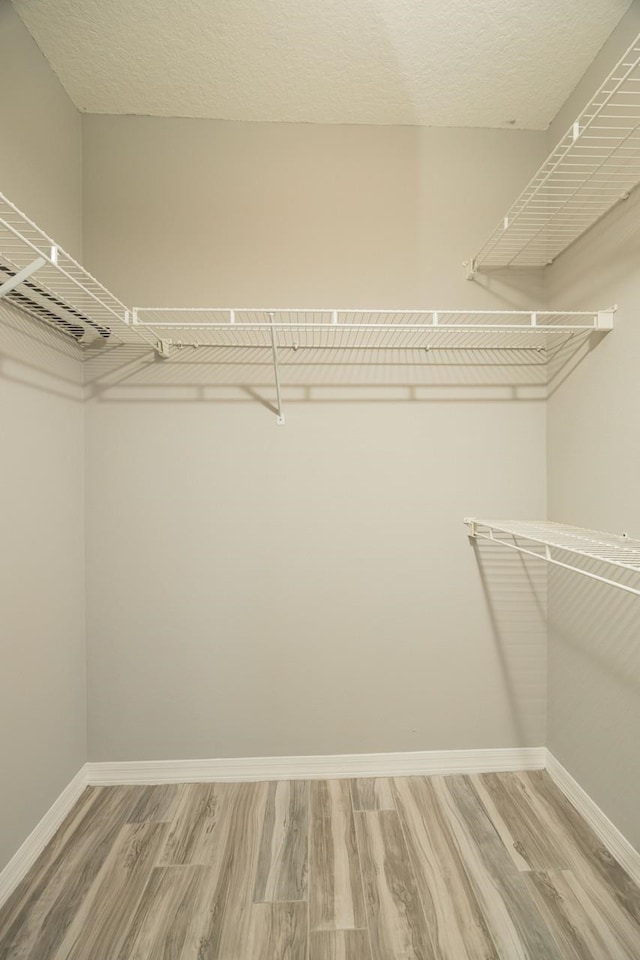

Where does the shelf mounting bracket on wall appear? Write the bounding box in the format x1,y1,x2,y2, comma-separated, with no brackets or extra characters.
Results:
0,256,46,300
268,312,285,425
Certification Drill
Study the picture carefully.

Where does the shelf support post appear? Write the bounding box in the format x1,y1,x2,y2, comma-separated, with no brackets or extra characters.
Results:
268,313,285,425
0,257,46,300
464,259,477,281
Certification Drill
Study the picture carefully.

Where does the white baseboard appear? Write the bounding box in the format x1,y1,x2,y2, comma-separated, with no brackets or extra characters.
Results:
85,746,546,786
4,749,638,913
546,750,640,886
0,766,87,910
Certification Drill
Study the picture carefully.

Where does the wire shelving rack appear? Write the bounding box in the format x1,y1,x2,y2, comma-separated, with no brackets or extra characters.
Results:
132,308,613,422
0,191,615,423
133,306,612,352
465,519,640,597
466,31,640,273
0,192,153,349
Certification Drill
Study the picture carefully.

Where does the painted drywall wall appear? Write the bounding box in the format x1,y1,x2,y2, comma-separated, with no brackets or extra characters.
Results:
0,0,85,873
0,0,82,256
546,1,640,851
82,117,550,761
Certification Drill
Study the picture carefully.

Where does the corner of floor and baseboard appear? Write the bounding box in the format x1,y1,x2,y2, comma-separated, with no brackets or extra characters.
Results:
2,747,639,912
0,766,88,910
545,749,640,886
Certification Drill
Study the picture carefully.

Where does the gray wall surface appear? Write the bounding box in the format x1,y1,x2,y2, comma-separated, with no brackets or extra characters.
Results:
2,0,638,876
0,0,86,873
546,1,640,852
0,0,82,256
82,117,549,761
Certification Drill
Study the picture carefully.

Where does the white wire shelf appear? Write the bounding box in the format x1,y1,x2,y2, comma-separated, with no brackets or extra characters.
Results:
132,308,614,422
0,191,615,424
134,307,613,353
0,193,153,349
466,519,640,597
467,31,640,272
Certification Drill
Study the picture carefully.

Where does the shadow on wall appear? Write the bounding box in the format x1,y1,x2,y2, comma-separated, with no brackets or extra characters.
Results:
0,302,83,399
549,561,640,696
548,185,640,308
83,342,548,398
78,328,607,419
470,539,547,745
465,266,546,309
547,563,640,846
546,328,610,397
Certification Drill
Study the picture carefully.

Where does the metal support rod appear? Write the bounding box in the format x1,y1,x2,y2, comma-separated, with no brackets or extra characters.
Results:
140,321,600,332
134,307,601,318
0,257,46,300
268,314,285,425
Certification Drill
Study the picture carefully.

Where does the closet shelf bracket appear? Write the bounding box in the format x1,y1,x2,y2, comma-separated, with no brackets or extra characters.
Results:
464,259,476,281
268,313,285,425
0,256,46,299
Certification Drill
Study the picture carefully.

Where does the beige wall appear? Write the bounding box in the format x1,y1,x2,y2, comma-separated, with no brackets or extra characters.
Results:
547,187,640,850
82,116,548,310
0,0,86,873
0,0,82,256
546,1,640,851
82,116,549,761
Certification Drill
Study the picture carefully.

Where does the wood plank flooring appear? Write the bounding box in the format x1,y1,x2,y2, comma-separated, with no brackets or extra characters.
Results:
0,771,638,959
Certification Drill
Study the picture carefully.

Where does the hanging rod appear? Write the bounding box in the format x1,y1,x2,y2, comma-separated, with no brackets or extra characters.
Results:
465,30,640,274
465,519,640,597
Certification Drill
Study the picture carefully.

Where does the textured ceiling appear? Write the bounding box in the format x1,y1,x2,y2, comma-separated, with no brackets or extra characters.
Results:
13,0,633,128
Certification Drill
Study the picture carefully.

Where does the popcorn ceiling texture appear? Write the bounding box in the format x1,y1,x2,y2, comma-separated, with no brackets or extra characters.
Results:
13,0,632,128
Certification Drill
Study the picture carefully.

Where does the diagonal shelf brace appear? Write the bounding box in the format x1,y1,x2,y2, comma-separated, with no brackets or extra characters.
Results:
0,257,46,300
268,313,285,425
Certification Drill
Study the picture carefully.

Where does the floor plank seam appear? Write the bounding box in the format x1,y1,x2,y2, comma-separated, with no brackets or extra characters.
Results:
3,774,640,960
350,785,375,960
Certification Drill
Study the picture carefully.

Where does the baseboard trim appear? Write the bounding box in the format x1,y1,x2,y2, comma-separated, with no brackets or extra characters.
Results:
85,746,546,786
5,749,637,910
546,750,640,885
0,766,87,910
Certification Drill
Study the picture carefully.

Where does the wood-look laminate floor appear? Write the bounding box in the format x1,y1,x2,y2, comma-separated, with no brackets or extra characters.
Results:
1,771,639,959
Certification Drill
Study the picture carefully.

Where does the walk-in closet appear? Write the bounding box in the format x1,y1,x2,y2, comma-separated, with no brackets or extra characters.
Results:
1,0,639,956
